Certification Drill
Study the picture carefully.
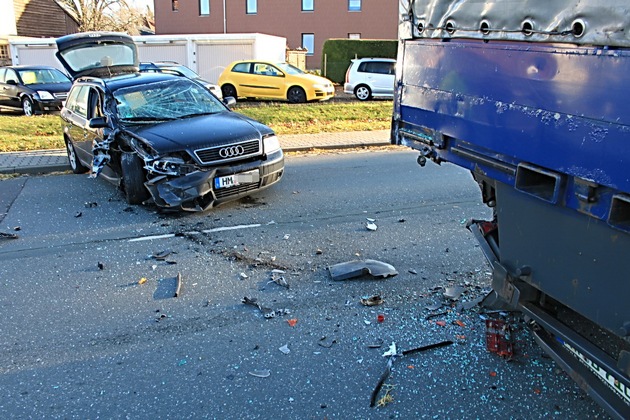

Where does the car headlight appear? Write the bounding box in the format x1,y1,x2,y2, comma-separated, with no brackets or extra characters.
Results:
148,157,186,176
312,84,325,90
263,135,281,154
36,90,55,100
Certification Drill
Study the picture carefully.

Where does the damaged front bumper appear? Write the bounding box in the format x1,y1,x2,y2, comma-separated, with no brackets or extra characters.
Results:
145,149,284,212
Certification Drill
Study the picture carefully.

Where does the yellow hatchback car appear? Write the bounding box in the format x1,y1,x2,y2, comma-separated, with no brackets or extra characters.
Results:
218,60,334,103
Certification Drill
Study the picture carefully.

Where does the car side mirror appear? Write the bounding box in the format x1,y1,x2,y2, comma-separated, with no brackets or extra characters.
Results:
89,116,109,128
6,80,17,85
223,97,237,107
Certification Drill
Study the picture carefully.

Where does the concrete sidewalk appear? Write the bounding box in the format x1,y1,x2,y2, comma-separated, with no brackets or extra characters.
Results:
0,130,391,175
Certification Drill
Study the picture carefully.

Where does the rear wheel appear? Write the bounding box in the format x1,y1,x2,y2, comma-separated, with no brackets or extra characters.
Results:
121,152,150,205
221,84,237,100
22,97,34,116
354,85,372,101
287,86,306,103
65,138,89,174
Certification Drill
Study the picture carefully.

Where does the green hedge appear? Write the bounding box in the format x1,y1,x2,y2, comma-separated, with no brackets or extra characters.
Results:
321,39,398,84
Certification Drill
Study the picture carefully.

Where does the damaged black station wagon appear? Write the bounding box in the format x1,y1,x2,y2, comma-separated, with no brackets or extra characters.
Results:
56,32,284,211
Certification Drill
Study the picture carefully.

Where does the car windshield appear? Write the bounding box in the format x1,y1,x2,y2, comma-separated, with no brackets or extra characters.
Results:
18,68,70,85
274,63,304,75
114,79,226,121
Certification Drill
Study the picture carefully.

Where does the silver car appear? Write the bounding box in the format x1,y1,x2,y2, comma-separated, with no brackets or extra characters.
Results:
344,58,395,101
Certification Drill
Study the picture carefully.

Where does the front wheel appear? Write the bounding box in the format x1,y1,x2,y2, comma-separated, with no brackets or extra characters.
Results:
121,152,150,205
65,139,89,174
22,97,34,116
287,87,306,103
354,85,372,101
221,84,237,100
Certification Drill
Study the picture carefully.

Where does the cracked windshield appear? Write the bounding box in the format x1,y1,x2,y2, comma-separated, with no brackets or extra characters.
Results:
115,79,224,121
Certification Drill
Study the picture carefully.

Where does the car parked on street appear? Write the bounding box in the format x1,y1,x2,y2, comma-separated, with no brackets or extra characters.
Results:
139,61,223,99
56,32,284,212
344,58,395,101
218,60,334,103
0,65,72,116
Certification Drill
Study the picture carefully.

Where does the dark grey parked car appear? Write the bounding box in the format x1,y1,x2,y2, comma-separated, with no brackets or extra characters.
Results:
57,32,284,212
0,65,72,116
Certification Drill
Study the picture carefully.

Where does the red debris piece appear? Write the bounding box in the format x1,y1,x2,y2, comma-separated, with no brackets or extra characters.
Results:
485,319,514,357
287,319,298,327
489,371,497,377
454,320,465,327
377,314,385,323
436,320,447,327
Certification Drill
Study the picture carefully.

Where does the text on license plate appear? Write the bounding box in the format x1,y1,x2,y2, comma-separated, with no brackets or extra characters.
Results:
214,170,260,190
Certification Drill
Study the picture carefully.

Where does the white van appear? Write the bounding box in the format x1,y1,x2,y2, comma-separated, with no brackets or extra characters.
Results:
344,58,396,101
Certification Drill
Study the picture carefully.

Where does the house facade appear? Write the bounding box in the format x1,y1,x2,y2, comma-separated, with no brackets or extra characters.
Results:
154,0,398,69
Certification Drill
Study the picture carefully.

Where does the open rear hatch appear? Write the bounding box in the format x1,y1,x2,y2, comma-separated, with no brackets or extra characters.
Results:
55,32,139,80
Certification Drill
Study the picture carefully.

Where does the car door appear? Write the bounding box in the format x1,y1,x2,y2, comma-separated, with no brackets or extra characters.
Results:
62,85,93,164
0,68,22,110
248,63,285,99
369,61,395,95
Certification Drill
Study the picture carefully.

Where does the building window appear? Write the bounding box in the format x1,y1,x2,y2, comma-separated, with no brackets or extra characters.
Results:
302,0,314,12
200,0,210,15
172,0,179,12
348,33,361,39
348,0,361,12
246,0,257,14
302,33,314,56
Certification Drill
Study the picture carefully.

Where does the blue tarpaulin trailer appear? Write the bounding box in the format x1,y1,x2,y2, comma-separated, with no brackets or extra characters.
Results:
391,1,630,417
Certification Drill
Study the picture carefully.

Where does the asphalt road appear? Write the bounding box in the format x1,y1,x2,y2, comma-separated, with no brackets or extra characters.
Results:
0,149,608,419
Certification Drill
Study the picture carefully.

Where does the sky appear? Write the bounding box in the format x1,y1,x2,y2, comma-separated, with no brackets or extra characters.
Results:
130,0,153,11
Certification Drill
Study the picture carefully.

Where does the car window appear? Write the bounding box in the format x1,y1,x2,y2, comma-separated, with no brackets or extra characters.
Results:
232,62,251,73
253,63,280,76
87,88,104,119
357,61,395,75
17,68,71,85
114,79,225,121
4,69,18,84
67,85,90,118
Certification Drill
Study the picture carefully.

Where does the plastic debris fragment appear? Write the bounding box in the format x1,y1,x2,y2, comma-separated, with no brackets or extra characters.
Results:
329,260,398,281
152,250,172,260
138,277,147,285
436,320,447,327
174,272,182,297
97,262,105,270
287,319,298,327
485,319,514,357
366,222,378,231
242,296,289,319
240,272,249,280
0,232,19,240
377,314,385,323
279,344,290,354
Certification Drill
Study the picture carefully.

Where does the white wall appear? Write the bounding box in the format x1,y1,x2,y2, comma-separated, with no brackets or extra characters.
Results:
0,0,17,36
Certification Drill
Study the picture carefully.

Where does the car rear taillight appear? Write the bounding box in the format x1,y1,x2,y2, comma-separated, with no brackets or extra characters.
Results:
345,64,352,84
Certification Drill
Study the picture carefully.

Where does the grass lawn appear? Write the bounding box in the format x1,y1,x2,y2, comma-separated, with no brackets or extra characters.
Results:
0,100,393,153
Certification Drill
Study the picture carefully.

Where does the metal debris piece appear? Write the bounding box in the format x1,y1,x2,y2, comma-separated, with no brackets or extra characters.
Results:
329,260,398,281
269,269,289,288
360,295,384,306
279,344,290,354
366,222,378,231
425,311,448,320
248,369,271,378
408,269,417,275
0,232,19,240
75,212,82,218
459,295,485,311
225,250,288,270
174,273,183,297
443,285,466,300
84,202,98,208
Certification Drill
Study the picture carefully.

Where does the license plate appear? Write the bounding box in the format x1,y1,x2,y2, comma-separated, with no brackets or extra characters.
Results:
214,170,259,190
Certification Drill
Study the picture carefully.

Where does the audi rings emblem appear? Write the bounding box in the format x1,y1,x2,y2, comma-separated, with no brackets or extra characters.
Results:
219,145,245,158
